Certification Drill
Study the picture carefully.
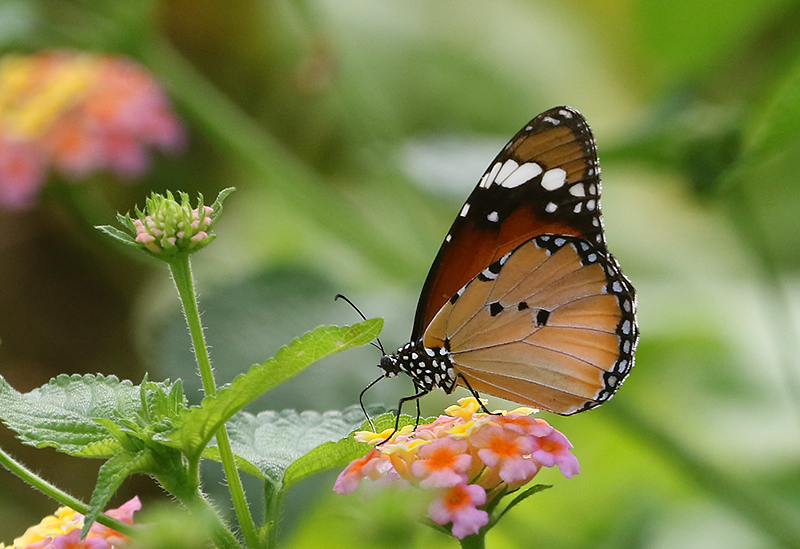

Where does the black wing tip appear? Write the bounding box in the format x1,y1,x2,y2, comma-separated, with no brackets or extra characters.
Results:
532,106,590,130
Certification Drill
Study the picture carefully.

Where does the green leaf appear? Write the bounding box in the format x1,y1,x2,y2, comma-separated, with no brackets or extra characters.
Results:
741,56,800,164
209,187,236,226
721,54,800,268
0,375,184,458
80,449,158,537
201,445,262,479
95,224,137,247
166,319,382,459
0,374,142,457
284,412,428,489
490,484,552,527
204,405,371,485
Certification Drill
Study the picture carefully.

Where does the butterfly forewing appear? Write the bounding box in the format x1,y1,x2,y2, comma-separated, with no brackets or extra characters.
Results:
412,106,604,339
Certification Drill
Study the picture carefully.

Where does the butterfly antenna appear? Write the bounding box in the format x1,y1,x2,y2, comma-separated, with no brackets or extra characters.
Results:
334,293,386,354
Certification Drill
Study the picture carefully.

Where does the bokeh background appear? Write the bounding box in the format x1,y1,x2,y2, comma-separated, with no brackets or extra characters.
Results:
1,0,800,547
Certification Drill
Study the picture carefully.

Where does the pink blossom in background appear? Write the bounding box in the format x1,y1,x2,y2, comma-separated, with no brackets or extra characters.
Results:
0,51,185,210
0,497,141,549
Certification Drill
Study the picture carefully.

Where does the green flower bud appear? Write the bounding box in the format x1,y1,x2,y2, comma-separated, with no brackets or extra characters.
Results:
97,188,234,260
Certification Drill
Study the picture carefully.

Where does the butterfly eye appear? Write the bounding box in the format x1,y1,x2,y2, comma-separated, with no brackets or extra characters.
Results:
379,355,399,375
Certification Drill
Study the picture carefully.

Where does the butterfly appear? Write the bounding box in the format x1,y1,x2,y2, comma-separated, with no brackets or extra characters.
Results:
362,106,638,425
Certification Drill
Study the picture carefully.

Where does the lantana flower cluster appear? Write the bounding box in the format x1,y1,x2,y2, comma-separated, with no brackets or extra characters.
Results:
334,398,579,539
0,497,140,549
0,50,184,209
131,191,215,255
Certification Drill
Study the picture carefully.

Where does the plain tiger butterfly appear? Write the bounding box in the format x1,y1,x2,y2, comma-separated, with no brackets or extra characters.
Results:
363,106,638,426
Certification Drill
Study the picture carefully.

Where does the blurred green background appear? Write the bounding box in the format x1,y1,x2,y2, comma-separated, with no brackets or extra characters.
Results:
1,0,800,547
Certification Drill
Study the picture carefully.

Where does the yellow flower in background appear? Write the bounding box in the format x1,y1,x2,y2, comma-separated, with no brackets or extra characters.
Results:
0,51,185,210
1,505,83,548
0,497,140,549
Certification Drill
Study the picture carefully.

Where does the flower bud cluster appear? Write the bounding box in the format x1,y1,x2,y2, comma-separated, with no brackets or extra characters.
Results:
130,191,215,256
334,397,579,539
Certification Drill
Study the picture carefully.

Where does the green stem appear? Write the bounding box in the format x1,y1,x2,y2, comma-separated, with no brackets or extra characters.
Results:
175,487,246,549
260,482,285,549
0,446,134,536
168,255,259,549
459,533,486,549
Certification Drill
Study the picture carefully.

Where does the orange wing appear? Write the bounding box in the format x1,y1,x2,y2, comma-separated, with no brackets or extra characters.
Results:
423,235,637,415
412,106,604,339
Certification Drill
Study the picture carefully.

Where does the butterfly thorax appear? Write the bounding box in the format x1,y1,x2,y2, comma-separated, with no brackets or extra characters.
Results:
381,341,456,392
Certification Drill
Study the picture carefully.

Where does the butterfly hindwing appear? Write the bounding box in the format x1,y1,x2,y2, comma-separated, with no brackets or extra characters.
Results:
423,235,637,414
412,106,605,339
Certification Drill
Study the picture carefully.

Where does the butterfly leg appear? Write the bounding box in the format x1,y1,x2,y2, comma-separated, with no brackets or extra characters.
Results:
414,389,422,430
378,387,431,445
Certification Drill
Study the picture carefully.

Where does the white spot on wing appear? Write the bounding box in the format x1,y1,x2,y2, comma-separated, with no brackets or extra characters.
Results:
480,162,503,189
460,203,470,217
569,183,586,197
541,168,567,191
543,116,560,125
545,202,557,213
487,211,499,223
494,159,519,185
501,162,542,188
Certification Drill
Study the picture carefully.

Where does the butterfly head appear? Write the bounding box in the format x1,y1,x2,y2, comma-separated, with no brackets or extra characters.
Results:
378,354,400,378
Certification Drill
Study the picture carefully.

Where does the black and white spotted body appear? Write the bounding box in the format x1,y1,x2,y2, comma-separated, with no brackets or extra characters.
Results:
379,341,456,393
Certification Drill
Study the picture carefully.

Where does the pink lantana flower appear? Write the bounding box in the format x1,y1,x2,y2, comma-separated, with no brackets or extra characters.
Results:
470,425,540,483
333,447,384,494
411,437,471,488
0,497,140,549
88,497,141,547
334,397,580,540
49,529,108,549
493,412,553,437
428,483,489,539
531,429,581,478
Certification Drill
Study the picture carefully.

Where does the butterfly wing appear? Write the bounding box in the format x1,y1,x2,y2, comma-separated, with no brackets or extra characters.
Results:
414,106,637,414
423,235,637,414
412,106,605,339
